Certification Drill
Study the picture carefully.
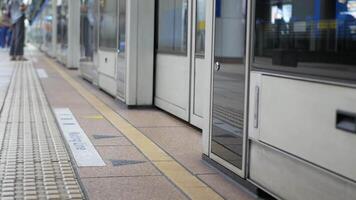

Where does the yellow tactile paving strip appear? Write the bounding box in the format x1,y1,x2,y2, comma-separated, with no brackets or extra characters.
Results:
44,57,224,200
0,61,84,199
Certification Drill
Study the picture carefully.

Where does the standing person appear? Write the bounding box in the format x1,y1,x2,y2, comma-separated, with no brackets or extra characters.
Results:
6,24,11,48
0,6,7,48
8,0,27,61
0,6,11,48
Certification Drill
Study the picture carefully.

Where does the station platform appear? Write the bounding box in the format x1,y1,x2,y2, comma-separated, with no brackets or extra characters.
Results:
0,48,257,199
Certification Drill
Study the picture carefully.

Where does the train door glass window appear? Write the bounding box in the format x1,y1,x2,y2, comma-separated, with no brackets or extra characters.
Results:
56,2,62,47
195,0,206,57
99,0,117,50
157,0,188,54
211,0,247,170
43,2,53,50
63,1,68,51
57,1,68,51
80,0,96,61
253,0,356,82
118,0,126,53
30,17,43,45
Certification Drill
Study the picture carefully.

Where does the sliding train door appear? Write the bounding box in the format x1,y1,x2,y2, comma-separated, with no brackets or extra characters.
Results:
210,0,248,177
79,0,99,83
155,0,209,128
98,0,118,96
98,0,126,99
155,0,192,121
56,0,68,64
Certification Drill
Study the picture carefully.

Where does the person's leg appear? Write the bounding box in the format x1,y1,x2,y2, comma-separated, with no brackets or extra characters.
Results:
18,17,25,59
0,28,4,48
3,28,8,48
9,25,17,59
7,30,12,48
83,17,90,58
88,25,94,58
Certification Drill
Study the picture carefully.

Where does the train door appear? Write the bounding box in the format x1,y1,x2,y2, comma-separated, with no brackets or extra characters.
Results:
56,0,68,64
79,0,99,83
98,0,118,96
209,0,248,177
116,0,126,101
155,0,208,128
155,0,192,121
247,0,356,199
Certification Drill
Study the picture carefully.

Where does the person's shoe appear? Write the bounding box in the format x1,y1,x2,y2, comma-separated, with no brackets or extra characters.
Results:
18,56,28,61
10,57,16,61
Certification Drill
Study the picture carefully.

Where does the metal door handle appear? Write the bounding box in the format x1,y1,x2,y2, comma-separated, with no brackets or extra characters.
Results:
215,62,221,71
254,86,260,128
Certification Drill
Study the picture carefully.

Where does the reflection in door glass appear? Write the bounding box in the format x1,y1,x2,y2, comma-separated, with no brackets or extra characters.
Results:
118,0,126,53
212,0,246,169
253,0,356,81
157,0,188,54
195,0,206,56
43,1,54,51
99,0,117,49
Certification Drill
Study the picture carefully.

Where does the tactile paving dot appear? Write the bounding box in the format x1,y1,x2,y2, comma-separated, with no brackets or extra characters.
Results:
0,63,85,199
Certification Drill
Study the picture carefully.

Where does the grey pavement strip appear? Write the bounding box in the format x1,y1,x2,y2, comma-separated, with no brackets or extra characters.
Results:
92,134,121,140
110,160,146,167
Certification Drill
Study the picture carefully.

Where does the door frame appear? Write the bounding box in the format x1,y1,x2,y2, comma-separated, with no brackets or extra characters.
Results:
189,0,210,129
116,0,126,102
189,0,200,127
207,0,253,178
154,0,210,128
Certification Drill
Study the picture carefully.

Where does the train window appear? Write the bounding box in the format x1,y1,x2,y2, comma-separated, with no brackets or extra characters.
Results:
195,0,206,57
99,0,117,50
157,0,188,55
253,0,356,82
118,0,126,53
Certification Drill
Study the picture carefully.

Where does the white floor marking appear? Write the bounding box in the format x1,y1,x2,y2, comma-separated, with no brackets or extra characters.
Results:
36,68,48,78
54,108,106,167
